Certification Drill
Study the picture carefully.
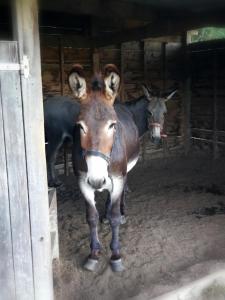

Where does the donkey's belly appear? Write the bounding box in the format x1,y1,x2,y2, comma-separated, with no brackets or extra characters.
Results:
127,155,139,173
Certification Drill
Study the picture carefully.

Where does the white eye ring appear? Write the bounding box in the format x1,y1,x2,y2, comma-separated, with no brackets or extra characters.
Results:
108,122,116,130
77,121,87,134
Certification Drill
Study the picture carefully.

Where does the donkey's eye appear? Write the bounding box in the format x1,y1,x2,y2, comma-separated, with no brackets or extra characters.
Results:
109,122,116,130
147,111,153,116
77,123,86,134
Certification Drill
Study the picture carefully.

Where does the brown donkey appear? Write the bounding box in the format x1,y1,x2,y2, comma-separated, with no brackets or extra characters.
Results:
70,64,140,272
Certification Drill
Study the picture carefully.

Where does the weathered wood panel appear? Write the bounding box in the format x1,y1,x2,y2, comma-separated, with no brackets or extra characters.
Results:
0,60,15,300
14,0,54,298
0,42,34,300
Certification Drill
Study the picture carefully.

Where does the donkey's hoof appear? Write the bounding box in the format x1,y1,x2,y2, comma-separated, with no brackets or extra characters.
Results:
84,258,99,272
110,259,125,272
120,215,127,225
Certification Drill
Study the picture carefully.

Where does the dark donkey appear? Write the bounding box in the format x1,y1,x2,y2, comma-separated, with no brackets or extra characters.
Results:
44,96,80,187
71,64,141,272
141,84,177,144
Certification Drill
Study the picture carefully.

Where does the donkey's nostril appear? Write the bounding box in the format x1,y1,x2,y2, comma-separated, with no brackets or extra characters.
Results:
87,177,106,189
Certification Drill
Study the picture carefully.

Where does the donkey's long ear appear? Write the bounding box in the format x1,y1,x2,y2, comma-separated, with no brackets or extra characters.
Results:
165,89,177,102
104,64,120,104
142,84,152,102
68,64,87,100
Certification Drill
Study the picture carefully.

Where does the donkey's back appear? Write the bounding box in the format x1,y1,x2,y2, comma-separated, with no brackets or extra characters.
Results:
114,103,140,172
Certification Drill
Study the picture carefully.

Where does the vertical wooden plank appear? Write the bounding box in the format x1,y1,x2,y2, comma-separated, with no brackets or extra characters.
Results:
143,40,147,82
182,33,191,155
120,43,125,102
13,0,53,299
161,42,168,155
0,70,35,300
161,42,167,92
141,40,147,162
0,41,35,300
0,74,16,300
58,37,69,175
59,37,65,96
213,51,218,159
93,48,100,73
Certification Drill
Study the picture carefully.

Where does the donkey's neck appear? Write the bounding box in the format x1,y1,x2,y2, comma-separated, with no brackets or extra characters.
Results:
124,96,149,137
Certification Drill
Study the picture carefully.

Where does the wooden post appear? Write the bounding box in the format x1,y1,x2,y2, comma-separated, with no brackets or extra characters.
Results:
161,42,167,92
58,37,69,175
120,43,125,102
143,40,147,79
161,42,168,156
13,0,54,299
0,43,35,300
213,51,218,159
59,36,65,96
0,43,18,300
182,32,191,155
142,40,147,162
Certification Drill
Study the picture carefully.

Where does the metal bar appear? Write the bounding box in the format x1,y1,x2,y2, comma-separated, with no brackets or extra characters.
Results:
192,128,225,135
191,136,225,145
0,63,20,71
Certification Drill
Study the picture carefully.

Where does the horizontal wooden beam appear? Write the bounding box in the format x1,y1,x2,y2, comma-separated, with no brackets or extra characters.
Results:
40,0,157,22
40,34,91,48
39,12,225,49
92,14,225,47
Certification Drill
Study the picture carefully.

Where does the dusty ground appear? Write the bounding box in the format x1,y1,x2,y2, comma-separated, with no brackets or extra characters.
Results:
54,154,225,300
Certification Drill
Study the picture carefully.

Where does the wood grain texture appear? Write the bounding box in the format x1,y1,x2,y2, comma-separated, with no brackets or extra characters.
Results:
13,0,54,299
0,67,16,300
0,42,34,299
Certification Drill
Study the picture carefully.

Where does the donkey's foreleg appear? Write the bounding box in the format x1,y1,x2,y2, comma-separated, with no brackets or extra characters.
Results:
84,201,101,271
109,198,125,272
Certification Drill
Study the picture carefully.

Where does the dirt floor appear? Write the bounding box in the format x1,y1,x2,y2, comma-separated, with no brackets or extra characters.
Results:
54,154,225,300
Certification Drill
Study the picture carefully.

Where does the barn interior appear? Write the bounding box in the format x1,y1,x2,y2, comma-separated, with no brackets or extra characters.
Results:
2,1,225,299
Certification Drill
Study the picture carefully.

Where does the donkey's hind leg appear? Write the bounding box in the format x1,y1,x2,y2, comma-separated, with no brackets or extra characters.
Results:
46,135,64,187
120,187,127,224
102,189,126,225
84,201,101,272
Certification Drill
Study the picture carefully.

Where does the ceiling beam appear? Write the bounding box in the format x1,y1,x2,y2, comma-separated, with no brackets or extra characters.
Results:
40,34,91,48
40,0,157,22
92,14,225,47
